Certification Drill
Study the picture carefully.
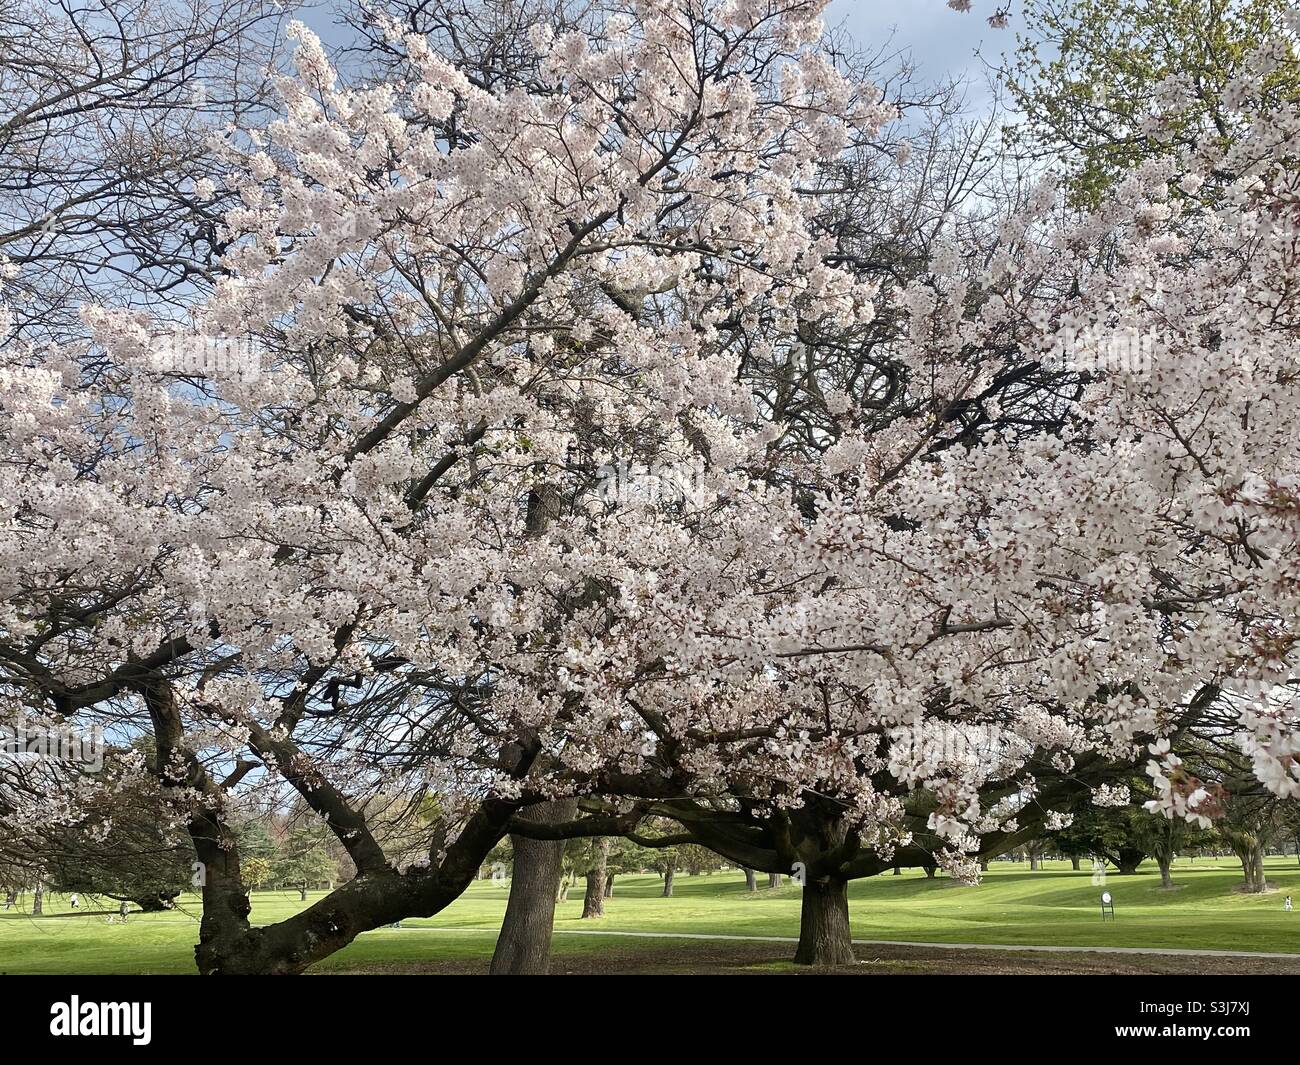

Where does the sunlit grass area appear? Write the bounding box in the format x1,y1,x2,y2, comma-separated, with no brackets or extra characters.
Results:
2,856,1297,974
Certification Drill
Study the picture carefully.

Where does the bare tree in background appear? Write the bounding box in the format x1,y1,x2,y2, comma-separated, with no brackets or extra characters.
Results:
342,0,590,89
0,0,282,341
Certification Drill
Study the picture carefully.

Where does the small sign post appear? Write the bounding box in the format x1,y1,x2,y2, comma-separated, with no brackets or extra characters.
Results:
1101,891,1115,921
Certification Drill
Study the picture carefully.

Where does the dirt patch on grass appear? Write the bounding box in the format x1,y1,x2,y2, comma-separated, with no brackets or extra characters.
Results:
325,940,1300,976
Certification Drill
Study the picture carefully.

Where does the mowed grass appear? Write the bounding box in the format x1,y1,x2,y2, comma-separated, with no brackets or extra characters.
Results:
2,856,1298,974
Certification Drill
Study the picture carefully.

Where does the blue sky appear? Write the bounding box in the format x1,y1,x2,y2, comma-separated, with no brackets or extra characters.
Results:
291,0,1021,96
827,0,1019,89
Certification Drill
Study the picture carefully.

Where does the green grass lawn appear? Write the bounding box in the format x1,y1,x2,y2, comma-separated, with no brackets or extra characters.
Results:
2,856,1298,974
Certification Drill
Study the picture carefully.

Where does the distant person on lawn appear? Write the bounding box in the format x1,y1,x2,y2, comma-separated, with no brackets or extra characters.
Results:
119,899,129,922
69,893,78,910
1286,895,1293,912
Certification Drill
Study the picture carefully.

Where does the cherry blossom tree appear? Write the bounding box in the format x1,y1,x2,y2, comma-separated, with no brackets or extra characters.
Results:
496,9,1300,960
2,0,1299,975
1,0,894,973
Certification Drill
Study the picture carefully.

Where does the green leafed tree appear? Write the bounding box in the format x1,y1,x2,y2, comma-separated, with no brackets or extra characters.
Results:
242,855,274,891
1046,804,1152,875
603,836,644,898
679,844,725,877
272,829,339,901
1004,0,1300,207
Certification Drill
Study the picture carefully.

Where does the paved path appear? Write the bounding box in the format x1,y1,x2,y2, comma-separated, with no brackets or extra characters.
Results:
384,925,1298,960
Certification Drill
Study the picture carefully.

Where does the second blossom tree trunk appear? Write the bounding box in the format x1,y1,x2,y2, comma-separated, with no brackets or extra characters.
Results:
490,799,576,975
581,838,608,918
793,878,855,966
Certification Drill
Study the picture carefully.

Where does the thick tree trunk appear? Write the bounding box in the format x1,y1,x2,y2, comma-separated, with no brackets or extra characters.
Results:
134,673,535,974
793,878,855,966
490,798,576,975
769,872,784,888
744,867,757,892
1070,856,1081,871
604,875,614,898
980,858,989,872
924,864,936,879
892,865,901,875
1234,838,1267,893
1157,854,1173,888
662,867,674,897
488,485,574,972
32,884,42,916
298,883,308,902
581,838,608,918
